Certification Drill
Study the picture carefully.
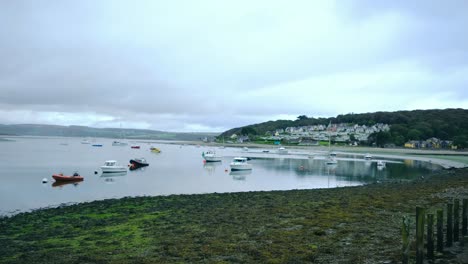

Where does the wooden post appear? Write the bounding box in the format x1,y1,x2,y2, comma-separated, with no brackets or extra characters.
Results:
437,209,444,252
416,207,425,264
463,199,468,236
402,216,410,264
454,199,460,242
427,214,434,261
447,203,453,247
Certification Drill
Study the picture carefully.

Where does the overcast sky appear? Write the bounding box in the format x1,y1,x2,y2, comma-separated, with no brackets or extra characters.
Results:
0,1,467,132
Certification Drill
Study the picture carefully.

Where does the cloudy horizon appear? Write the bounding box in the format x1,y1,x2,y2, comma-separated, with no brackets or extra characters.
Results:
1,0,467,132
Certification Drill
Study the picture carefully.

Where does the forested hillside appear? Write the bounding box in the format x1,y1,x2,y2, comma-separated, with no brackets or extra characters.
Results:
220,109,468,148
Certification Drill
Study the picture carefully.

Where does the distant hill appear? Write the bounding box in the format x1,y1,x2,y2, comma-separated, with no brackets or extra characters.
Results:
0,124,219,141
220,108,468,148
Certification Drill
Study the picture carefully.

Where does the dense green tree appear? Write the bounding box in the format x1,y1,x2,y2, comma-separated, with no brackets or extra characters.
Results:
453,135,468,149
240,126,257,136
375,131,392,147
407,129,422,140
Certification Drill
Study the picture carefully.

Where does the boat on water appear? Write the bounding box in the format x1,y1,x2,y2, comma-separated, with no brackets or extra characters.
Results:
112,141,128,146
101,160,127,173
131,145,140,149
202,150,222,162
129,158,149,170
364,153,373,160
81,139,91,144
230,157,252,171
277,147,288,154
92,144,103,147
242,147,249,152
150,147,161,153
52,172,84,182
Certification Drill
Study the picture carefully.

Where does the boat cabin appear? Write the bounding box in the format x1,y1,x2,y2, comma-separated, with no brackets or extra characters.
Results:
104,160,117,166
233,157,248,163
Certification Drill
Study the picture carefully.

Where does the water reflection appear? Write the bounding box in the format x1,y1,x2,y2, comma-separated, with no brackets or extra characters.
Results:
203,161,222,174
52,181,81,188
229,170,251,181
100,171,127,184
250,155,439,184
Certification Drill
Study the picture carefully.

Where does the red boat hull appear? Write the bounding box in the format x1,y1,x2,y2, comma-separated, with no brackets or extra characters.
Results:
52,174,84,182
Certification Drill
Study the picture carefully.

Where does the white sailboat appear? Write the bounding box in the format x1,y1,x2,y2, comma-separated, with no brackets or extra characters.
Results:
112,124,128,146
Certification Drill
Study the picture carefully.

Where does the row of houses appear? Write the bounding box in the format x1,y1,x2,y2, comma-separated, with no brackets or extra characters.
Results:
404,138,456,149
266,123,390,142
275,123,389,135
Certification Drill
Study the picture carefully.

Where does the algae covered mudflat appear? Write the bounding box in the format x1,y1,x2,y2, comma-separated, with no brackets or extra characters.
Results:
1,168,468,263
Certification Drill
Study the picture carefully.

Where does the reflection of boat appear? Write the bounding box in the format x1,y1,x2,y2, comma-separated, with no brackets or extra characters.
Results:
52,173,84,182
230,169,251,180
325,156,337,165
100,171,127,177
101,160,127,173
202,150,222,162
325,121,337,164
277,147,288,154
100,171,127,183
377,160,386,169
129,158,149,170
230,157,252,171
52,181,81,187
112,141,128,146
150,147,161,153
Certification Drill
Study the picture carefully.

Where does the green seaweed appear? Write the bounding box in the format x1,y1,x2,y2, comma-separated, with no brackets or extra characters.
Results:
1,168,468,263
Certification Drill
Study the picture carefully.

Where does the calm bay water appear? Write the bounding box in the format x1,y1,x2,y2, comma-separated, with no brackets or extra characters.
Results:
0,137,440,215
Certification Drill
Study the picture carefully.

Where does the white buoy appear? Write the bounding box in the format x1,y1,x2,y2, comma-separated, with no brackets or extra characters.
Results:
42,178,48,183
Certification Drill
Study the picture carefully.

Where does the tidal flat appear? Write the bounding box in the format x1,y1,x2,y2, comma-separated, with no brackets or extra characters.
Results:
1,168,468,263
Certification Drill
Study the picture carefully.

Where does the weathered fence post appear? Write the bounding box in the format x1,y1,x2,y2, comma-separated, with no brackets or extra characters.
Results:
416,207,426,264
447,203,453,247
402,216,410,264
463,199,467,236
454,199,460,242
437,209,444,252
427,213,434,261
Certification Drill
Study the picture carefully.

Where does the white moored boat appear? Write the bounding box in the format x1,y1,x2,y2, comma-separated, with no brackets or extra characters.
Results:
100,160,127,173
277,147,288,154
230,157,252,171
112,140,128,146
202,150,222,162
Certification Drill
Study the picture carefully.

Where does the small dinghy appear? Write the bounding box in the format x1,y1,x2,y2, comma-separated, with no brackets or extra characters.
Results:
52,172,84,182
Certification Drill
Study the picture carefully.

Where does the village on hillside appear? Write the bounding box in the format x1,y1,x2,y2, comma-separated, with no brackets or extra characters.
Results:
225,123,456,149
